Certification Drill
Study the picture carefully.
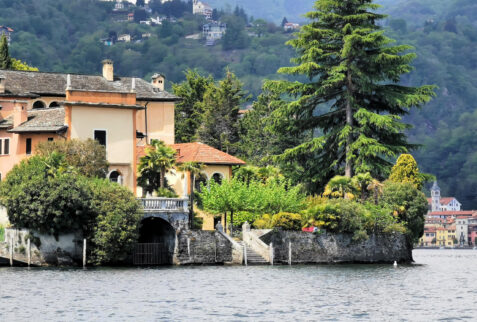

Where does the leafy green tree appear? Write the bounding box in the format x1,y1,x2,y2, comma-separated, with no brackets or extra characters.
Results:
388,154,424,190
11,58,38,71
381,181,428,243
138,139,177,193
198,70,247,153
0,35,12,69
252,19,267,37
222,15,250,50
0,155,92,237
85,178,143,265
265,0,435,193
36,139,108,178
172,70,214,143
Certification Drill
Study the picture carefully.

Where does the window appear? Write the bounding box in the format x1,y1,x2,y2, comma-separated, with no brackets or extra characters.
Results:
108,170,122,184
94,130,107,147
48,137,54,142
49,102,60,108
26,138,32,155
212,173,223,185
0,138,10,155
32,101,46,109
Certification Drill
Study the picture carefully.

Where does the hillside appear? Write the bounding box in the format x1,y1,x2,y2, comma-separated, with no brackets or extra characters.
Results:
0,0,476,208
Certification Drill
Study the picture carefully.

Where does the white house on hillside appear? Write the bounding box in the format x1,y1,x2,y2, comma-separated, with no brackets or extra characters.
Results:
193,0,212,19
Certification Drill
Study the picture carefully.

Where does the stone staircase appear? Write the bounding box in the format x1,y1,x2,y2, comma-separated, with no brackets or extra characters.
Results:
240,242,269,265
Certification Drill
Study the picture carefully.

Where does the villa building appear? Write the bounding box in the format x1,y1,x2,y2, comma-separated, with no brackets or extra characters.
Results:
0,60,244,199
0,26,13,44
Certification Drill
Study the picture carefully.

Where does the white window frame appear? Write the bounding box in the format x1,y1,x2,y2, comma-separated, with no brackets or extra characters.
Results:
0,137,11,156
93,129,108,149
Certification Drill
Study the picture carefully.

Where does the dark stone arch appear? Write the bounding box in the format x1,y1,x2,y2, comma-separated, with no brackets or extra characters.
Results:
32,100,46,109
136,217,176,265
49,101,60,108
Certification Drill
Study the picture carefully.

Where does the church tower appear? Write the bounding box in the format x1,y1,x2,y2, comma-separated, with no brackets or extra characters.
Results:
431,181,441,212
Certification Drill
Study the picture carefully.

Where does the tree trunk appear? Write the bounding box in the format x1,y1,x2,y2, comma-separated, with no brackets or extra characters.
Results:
230,210,234,237
160,168,165,189
189,173,194,229
345,70,354,178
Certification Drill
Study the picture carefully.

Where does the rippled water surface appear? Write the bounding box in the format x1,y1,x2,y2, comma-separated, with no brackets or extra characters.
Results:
1,249,477,321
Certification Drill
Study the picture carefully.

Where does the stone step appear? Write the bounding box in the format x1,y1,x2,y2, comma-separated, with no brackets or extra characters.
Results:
244,245,269,265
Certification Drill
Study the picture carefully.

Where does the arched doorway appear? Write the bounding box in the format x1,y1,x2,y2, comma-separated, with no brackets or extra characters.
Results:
134,217,176,265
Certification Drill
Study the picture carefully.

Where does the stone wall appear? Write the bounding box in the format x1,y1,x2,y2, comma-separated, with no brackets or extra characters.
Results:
262,230,413,264
0,228,83,266
0,206,8,226
175,229,243,265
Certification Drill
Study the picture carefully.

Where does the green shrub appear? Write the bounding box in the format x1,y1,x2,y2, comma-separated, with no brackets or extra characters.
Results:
156,187,178,198
271,212,303,230
253,213,302,231
302,199,406,239
0,225,4,243
85,178,143,266
381,181,428,243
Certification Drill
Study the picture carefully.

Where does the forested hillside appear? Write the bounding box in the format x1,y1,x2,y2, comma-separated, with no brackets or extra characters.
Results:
0,0,476,208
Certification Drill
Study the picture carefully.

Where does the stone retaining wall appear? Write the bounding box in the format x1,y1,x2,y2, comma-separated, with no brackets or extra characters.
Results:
263,230,413,264
175,230,243,265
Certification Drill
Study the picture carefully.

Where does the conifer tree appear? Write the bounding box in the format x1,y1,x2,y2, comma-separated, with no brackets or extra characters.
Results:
265,0,435,192
198,70,247,153
173,70,214,143
388,154,424,190
0,35,12,69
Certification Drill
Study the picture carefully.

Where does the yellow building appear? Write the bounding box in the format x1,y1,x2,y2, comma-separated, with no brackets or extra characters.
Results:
436,226,456,247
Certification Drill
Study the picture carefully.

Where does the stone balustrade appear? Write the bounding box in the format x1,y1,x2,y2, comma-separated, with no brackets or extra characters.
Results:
138,198,189,213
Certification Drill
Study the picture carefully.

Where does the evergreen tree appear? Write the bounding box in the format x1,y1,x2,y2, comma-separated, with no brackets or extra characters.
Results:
0,35,12,69
388,154,424,190
238,89,304,166
281,17,288,27
172,70,214,143
265,0,435,192
198,70,247,153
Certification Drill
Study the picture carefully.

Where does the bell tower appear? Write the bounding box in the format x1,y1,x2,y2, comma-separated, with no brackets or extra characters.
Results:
431,181,441,212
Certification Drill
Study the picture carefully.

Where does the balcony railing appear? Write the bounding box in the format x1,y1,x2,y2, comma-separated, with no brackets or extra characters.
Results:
138,198,189,213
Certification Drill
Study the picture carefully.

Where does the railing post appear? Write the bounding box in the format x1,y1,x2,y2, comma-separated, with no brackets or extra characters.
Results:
288,241,292,266
83,239,87,268
270,242,274,266
27,238,31,267
9,235,13,267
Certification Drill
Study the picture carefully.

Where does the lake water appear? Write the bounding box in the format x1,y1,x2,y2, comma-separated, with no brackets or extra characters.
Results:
1,249,476,321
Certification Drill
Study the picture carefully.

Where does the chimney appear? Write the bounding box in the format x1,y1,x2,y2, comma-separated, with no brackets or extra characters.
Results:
102,59,114,81
13,101,28,127
151,73,165,91
0,74,5,94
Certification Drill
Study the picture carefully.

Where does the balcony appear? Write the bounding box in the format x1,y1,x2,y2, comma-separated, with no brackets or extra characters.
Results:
138,198,189,213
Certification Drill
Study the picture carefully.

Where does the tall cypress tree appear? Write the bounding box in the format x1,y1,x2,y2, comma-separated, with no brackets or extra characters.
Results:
265,0,435,191
0,35,12,69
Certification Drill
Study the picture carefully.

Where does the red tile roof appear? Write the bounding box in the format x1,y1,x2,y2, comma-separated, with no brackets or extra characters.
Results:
171,142,246,165
429,211,476,217
427,197,457,205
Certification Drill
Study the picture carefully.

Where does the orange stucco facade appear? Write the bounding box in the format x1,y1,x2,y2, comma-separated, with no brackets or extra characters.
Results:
0,71,177,196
